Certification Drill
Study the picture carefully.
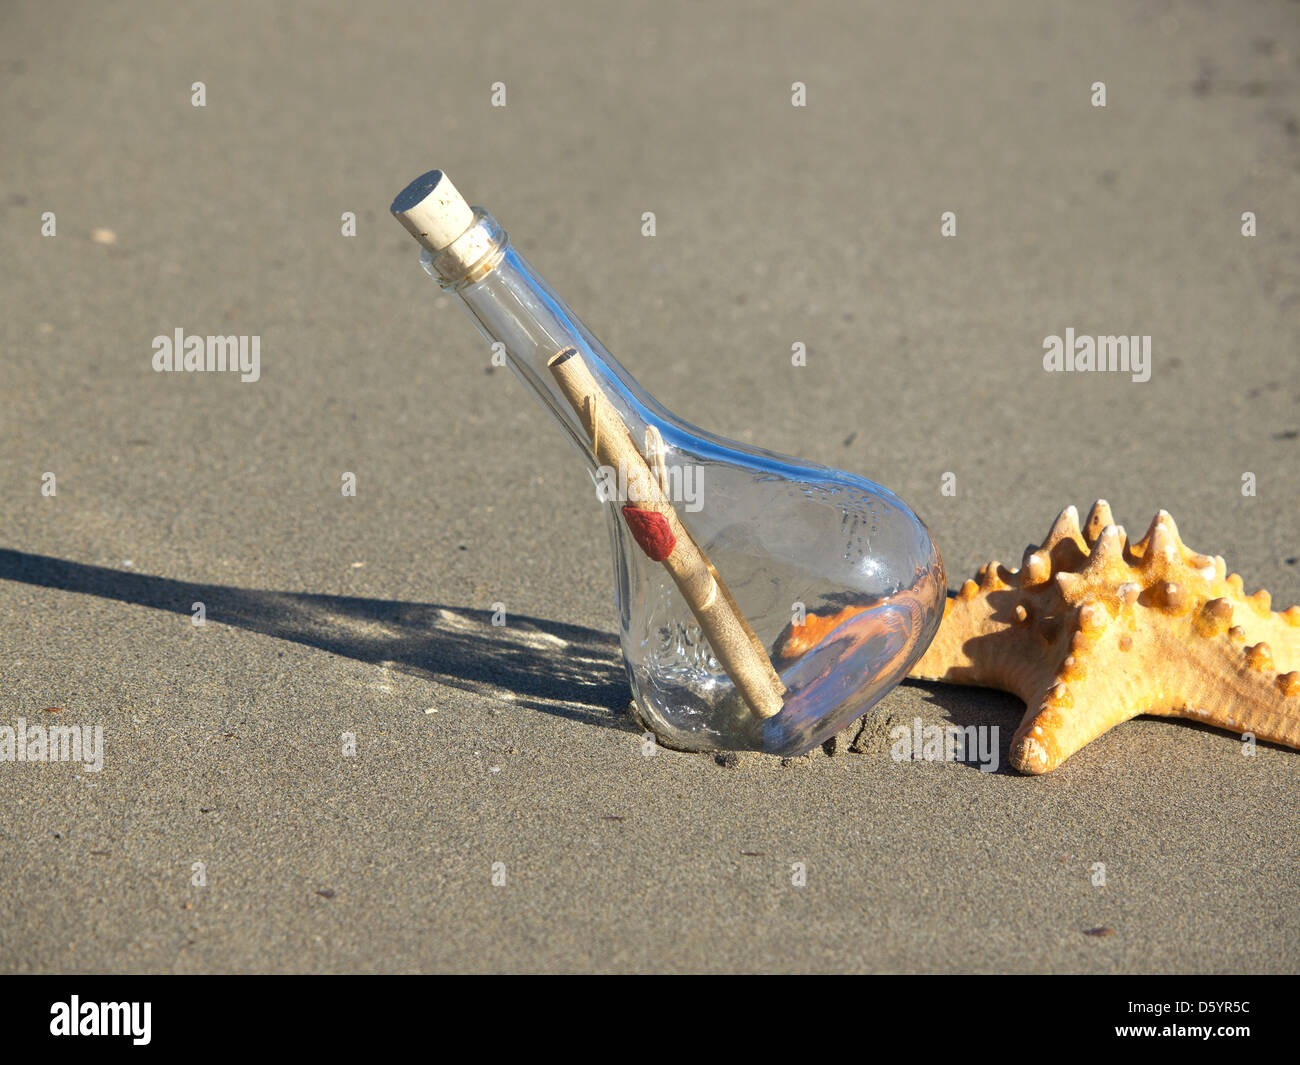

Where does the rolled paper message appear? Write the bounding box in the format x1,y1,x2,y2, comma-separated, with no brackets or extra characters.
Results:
547,346,787,719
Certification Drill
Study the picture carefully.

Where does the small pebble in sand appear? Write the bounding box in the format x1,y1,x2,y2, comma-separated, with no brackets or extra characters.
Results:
91,227,117,244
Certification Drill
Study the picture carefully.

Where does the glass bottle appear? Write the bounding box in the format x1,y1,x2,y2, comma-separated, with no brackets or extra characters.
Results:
392,170,945,757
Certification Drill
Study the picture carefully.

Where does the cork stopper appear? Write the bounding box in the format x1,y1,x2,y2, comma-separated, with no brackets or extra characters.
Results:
391,170,475,254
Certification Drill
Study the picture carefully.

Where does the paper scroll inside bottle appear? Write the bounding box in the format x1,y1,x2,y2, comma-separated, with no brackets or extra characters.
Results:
548,347,787,720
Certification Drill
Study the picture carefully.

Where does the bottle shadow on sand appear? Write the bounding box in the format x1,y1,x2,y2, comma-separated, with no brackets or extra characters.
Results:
0,548,635,734
0,549,1037,765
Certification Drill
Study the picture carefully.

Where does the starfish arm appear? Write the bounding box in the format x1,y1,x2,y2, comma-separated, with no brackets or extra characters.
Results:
1008,668,1148,775
1163,635,1300,750
1010,628,1300,773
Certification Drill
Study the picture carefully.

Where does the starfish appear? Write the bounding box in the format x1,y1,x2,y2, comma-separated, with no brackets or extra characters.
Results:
779,501,1300,773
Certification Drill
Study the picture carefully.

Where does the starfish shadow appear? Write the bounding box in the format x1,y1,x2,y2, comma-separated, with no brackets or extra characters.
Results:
895,679,1025,774
0,548,635,733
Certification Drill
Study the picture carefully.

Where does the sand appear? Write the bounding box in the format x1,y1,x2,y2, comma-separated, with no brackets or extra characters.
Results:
0,0,1297,972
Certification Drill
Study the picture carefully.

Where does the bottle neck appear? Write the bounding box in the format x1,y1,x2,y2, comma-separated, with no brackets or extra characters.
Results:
424,211,661,473
423,208,508,288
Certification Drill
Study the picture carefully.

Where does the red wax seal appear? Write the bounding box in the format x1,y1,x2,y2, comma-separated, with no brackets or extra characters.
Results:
621,505,676,562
